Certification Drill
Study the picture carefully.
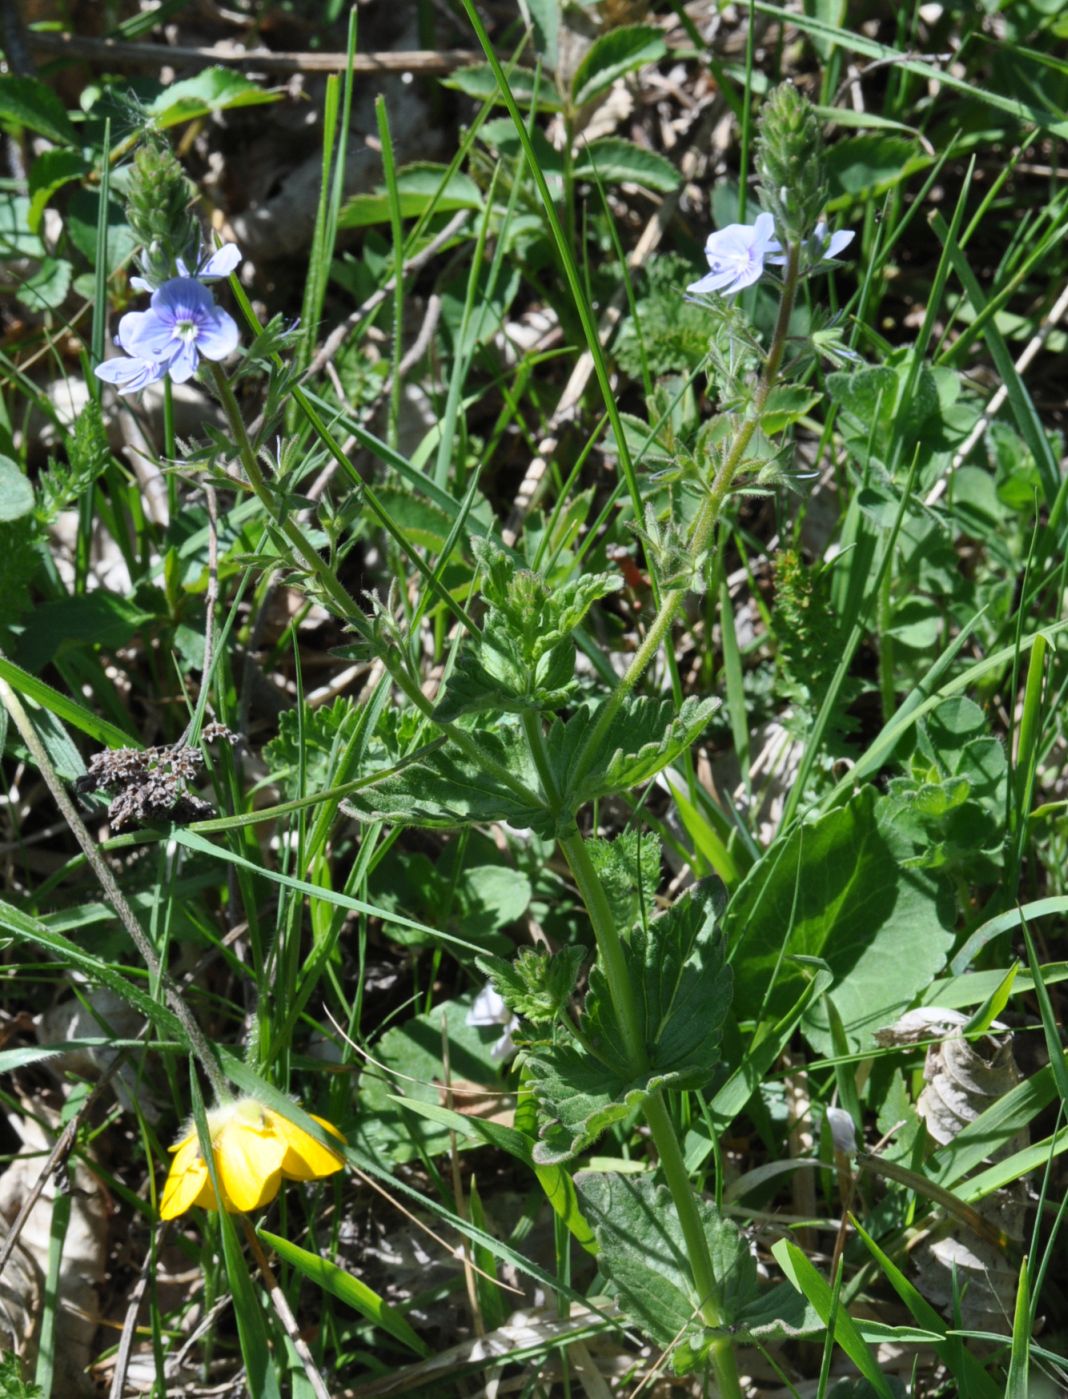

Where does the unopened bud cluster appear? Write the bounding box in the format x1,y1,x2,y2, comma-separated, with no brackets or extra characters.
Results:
755,83,828,248
125,140,202,288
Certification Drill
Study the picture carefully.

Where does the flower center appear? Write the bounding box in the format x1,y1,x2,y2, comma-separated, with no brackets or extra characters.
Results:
174,317,199,342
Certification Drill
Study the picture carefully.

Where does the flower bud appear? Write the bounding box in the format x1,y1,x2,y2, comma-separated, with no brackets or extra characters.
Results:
125,140,202,289
755,83,828,249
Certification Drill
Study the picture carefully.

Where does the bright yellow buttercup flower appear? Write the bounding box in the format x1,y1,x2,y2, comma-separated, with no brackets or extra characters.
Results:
159,1096,346,1220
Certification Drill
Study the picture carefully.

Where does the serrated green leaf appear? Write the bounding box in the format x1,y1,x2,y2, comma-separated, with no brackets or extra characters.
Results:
554,695,716,805
442,63,563,112
0,76,77,145
571,25,667,108
338,163,483,229
725,787,954,1050
27,149,89,232
575,1172,756,1369
147,67,280,127
527,883,729,1161
343,719,551,834
573,137,679,192
435,549,622,721
479,944,586,1024
761,384,821,434
0,457,34,523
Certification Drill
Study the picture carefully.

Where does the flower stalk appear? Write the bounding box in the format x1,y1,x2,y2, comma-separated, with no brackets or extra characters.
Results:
570,241,803,791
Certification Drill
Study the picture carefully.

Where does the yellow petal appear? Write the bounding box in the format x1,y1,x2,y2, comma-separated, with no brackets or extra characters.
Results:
216,1120,286,1212
160,1143,214,1220
270,1111,346,1181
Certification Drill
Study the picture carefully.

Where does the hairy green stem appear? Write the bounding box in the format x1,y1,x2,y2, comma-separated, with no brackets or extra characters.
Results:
552,259,802,1393
643,1092,744,1399
0,672,228,1101
558,832,645,1071
561,829,743,1396
570,245,803,790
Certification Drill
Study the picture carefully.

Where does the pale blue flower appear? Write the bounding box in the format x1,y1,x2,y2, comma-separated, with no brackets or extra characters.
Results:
687,212,782,297
130,242,242,295
467,982,520,1061
766,221,854,270
95,276,239,394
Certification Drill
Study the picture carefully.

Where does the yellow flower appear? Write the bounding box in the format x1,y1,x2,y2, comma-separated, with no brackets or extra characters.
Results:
159,1096,346,1220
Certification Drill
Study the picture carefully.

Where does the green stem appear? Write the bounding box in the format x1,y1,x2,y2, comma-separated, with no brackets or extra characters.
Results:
643,1092,743,1399
562,830,742,1397
558,832,645,1072
208,365,540,811
570,244,803,791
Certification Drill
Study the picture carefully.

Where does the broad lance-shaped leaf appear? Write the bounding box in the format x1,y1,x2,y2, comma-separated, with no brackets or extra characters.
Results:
343,719,555,836
526,883,731,1162
725,785,954,1051
550,695,716,806
571,25,668,109
575,1173,757,1372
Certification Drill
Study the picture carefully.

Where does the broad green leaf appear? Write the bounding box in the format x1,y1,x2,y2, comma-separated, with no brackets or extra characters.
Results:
338,164,483,229
527,883,730,1162
355,997,508,1164
341,720,551,834
442,63,563,112
15,256,72,312
553,695,716,807
28,149,89,232
147,68,279,126
17,591,152,671
0,457,34,522
389,1096,532,1162
725,787,954,1050
524,0,559,66
571,25,667,109
573,137,679,193
826,133,931,207
66,189,137,273
0,76,77,145
0,195,42,258
575,1171,756,1371
760,385,821,434
258,1229,431,1357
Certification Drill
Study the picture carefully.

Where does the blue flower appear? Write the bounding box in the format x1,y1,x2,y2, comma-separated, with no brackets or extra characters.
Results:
95,276,239,394
766,221,854,270
130,242,242,295
686,213,782,297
